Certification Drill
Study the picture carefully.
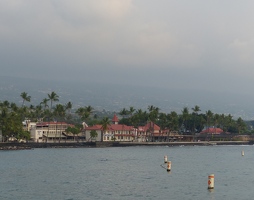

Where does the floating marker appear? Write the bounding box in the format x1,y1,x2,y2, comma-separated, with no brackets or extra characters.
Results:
164,155,168,163
242,150,244,156
208,174,214,189
167,161,171,171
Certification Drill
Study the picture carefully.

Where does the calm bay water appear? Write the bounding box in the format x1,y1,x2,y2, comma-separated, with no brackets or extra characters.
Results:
1,145,254,200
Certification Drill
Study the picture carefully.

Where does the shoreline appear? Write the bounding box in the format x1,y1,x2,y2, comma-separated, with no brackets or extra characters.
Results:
112,141,251,147
0,140,251,150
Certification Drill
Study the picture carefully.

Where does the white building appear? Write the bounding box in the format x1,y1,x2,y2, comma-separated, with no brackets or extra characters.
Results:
84,114,137,142
30,121,73,142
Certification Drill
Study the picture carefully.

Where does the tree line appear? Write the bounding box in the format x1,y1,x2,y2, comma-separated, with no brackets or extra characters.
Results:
118,105,247,135
0,91,249,142
0,91,94,141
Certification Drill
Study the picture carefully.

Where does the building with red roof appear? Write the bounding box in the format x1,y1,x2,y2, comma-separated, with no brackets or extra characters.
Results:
84,115,136,142
84,114,175,142
137,121,160,142
112,114,119,124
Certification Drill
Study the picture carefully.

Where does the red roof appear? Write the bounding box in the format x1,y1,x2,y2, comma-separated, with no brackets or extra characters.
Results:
112,114,119,122
85,125,102,130
200,128,223,134
85,121,161,133
85,124,133,131
110,124,133,131
138,122,160,132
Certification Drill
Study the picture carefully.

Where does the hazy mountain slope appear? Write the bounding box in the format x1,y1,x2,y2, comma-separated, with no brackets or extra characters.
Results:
0,76,253,120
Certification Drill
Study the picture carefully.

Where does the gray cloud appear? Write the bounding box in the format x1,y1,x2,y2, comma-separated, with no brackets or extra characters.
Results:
1,0,254,94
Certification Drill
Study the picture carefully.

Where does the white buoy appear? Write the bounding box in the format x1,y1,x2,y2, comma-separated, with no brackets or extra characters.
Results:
208,174,214,189
167,161,171,171
242,150,244,156
164,155,168,163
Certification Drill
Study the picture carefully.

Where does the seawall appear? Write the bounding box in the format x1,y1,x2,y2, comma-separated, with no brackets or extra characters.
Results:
0,140,251,150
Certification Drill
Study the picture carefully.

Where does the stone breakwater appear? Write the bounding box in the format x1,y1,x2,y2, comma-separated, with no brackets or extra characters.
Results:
0,145,32,150
0,140,251,150
0,142,96,150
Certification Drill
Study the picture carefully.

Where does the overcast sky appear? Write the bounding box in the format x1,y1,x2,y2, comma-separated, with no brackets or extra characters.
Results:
1,0,254,94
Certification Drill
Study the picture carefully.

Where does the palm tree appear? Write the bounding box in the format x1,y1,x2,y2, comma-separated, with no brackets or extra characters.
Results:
2,100,10,108
10,103,18,112
236,117,246,134
119,108,128,118
100,117,111,142
192,105,200,113
81,106,93,123
191,105,201,140
145,106,159,142
219,114,225,131
53,104,66,142
196,114,206,133
34,105,43,121
129,106,136,117
132,109,144,127
84,106,93,120
0,106,25,142
75,106,93,124
20,92,31,107
85,105,93,114
224,114,233,133
213,114,220,134
205,110,213,129
166,111,179,141
76,107,85,116
0,107,8,142
76,107,86,121
65,101,72,115
47,92,59,111
181,107,189,133
148,105,159,122
158,113,167,142
148,105,156,112
41,98,49,110
54,104,66,119
65,101,72,121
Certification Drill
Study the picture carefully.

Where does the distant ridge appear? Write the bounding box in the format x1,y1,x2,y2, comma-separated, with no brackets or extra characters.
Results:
0,75,254,120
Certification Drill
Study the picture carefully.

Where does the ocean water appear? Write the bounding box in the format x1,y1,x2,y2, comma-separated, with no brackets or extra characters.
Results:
0,145,254,200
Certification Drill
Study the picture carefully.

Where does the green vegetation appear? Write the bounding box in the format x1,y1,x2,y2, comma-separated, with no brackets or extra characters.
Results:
0,102,30,142
0,91,251,142
89,130,98,141
117,106,248,135
100,117,111,142
66,124,83,142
